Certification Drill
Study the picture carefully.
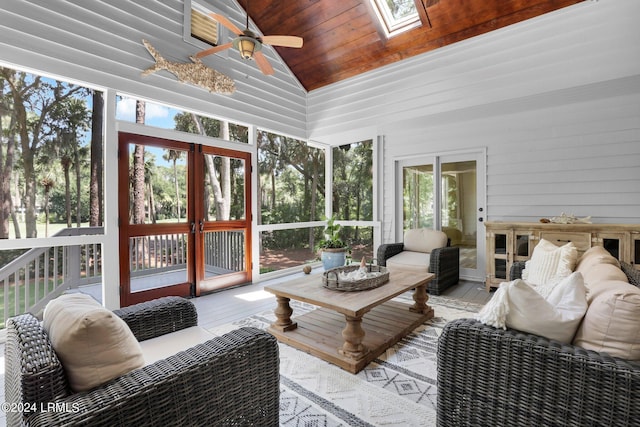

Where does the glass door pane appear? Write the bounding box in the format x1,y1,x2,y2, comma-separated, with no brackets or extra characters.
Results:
203,154,246,221
197,148,251,293
403,164,434,229
398,152,485,281
127,145,188,224
119,133,193,306
441,161,477,273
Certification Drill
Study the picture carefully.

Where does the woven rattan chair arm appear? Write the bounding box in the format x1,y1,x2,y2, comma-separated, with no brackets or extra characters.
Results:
510,261,527,281
113,296,198,341
25,327,280,427
376,243,404,266
438,318,640,427
620,261,640,287
4,313,70,423
429,246,459,275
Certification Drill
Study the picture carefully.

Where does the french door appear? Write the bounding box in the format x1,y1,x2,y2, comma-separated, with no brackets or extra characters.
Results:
396,151,486,281
118,132,251,307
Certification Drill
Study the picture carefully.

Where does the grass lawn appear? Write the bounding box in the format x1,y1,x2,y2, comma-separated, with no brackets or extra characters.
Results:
0,280,52,329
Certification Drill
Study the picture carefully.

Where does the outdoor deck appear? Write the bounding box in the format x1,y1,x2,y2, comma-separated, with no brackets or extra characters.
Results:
190,270,492,329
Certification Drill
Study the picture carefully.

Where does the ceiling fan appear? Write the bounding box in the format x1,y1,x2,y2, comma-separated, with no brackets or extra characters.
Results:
194,3,303,76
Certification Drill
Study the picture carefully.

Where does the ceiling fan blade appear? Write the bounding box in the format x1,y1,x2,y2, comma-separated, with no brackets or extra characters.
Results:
254,51,274,75
194,42,233,59
261,35,303,48
209,13,243,35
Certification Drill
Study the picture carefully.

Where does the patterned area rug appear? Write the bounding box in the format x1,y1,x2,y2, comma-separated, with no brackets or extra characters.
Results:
209,293,483,427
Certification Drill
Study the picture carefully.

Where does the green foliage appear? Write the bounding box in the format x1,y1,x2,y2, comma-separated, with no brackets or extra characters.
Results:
257,130,325,225
332,140,373,223
318,214,345,249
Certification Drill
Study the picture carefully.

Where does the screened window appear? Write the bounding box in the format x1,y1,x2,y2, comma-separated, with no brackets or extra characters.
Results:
257,129,325,273
0,67,104,239
257,130,325,225
332,140,373,221
116,96,248,142
332,140,374,262
0,66,105,326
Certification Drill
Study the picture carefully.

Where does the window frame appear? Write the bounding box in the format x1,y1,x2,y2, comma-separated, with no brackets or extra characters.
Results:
368,0,422,38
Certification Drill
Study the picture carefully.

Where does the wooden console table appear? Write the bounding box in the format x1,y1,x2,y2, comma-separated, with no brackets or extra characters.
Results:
264,270,434,373
485,221,640,291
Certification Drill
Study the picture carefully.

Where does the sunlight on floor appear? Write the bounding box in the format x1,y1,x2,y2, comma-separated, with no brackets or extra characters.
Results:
235,290,275,302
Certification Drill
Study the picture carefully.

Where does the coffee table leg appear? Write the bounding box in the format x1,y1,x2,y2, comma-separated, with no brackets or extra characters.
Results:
338,315,369,360
272,296,297,332
410,284,433,315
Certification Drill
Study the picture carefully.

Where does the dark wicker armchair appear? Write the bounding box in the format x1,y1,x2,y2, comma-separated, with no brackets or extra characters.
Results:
377,229,459,295
437,261,640,427
5,296,280,427
437,318,640,427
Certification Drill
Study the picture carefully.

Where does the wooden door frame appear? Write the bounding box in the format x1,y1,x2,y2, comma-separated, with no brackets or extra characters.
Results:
118,132,253,306
118,132,194,307
394,149,486,281
194,145,252,295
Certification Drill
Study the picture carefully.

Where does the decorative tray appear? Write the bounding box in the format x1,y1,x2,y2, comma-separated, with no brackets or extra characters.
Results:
322,264,389,292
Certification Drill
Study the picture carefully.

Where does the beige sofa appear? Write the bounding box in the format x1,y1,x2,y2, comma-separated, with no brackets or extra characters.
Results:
438,246,640,426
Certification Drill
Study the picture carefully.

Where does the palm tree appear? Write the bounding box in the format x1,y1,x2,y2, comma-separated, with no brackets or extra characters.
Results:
40,176,54,237
89,90,103,227
132,100,146,224
162,149,183,220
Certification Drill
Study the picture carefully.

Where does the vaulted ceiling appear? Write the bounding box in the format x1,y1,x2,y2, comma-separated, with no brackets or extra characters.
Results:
237,0,585,92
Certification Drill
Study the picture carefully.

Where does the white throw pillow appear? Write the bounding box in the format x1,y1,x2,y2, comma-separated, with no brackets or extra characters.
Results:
476,272,587,343
43,293,145,392
522,239,577,287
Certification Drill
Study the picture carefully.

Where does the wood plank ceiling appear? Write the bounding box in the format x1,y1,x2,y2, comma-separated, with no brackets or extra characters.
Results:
237,0,585,92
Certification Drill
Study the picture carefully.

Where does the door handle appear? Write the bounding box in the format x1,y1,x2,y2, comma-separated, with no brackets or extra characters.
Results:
190,221,196,234
199,219,204,233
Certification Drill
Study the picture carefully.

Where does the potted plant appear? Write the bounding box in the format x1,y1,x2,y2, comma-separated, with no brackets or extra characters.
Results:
318,215,348,270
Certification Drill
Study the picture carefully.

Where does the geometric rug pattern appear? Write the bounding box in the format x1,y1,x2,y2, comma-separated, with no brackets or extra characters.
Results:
209,293,483,427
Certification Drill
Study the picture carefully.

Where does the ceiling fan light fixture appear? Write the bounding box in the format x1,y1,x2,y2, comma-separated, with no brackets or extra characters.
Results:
233,36,261,60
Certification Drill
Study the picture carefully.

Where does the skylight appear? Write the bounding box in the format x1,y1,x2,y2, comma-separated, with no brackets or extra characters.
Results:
370,0,421,37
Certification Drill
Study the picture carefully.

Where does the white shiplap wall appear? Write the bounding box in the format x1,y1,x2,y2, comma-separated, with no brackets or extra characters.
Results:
307,0,640,241
0,0,307,138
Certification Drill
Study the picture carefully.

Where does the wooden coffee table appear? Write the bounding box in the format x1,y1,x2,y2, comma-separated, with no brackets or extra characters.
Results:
264,270,434,373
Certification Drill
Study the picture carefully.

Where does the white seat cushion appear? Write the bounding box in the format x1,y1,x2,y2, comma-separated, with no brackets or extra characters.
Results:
386,251,430,272
139,326,216,365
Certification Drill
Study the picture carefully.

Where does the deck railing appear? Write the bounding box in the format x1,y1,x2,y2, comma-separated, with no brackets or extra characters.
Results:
129,233,188,277
204,230,245,273
0,228,246,328
127,231,244,277
0,227,103,328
